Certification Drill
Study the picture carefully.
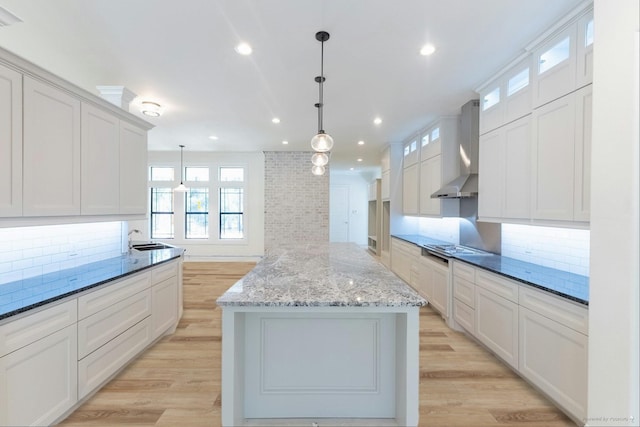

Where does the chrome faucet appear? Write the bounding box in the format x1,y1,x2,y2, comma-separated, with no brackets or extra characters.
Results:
128,229,141,250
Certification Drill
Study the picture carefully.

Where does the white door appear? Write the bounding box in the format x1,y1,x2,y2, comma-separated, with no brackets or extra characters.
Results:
330,185,349,242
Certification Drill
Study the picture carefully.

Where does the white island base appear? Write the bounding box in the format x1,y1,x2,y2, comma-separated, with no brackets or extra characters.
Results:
221,305,421,427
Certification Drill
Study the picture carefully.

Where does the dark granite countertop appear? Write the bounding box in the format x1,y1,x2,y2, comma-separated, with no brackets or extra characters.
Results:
0,247,184,322
392,234,589,306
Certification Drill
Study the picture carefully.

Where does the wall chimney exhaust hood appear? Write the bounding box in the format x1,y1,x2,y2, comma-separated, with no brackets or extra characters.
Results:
431,99,480,199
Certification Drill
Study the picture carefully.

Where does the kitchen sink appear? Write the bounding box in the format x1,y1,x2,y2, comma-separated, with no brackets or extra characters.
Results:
131,243,173,251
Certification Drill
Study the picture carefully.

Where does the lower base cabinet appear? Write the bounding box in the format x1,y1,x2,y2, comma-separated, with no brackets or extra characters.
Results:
475,286,519,370
152,277,179,340
0,324,77,426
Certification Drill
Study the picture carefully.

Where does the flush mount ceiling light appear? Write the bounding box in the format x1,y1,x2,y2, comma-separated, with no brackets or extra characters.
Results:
141,101,162,117
373,117,382,125
358,140,365,145
174,145,187,192
272,117,281,124
310,30,333,175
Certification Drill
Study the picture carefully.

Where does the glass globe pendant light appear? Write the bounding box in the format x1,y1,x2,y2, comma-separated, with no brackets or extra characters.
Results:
311,165,326,176
311,152,329,167
310,31,333,153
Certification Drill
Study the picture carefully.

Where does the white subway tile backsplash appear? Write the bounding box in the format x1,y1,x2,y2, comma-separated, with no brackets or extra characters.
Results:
501,223,590,276
0,221,123,285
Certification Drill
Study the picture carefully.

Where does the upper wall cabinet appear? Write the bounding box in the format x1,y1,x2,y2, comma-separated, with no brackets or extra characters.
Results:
81,103,120,215
479,57,532,135
23,76,81,217
119,121,148,215
0,63,22,217
402,135,420,167
531,8,593,108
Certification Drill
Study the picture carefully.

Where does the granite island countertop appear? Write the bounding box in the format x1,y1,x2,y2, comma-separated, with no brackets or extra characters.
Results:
0,247,184,322
216,242,427,308
393,234,589,305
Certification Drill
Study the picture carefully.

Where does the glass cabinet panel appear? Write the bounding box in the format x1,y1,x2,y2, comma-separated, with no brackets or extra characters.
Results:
538,36,570,74
508,68,529,96
483,87,500,111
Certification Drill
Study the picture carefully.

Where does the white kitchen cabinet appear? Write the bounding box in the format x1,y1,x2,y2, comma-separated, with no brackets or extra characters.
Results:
531,87,590,223
531,25,576,108
475,286,519,369
402,163,419,215
81,102,120,215
479,57,532,135
391,238,420,284
452,261,476,335
151,260,180,339
576,10,594,88
0,64,22,217
479,116,531,221
573,84,592,222
0,300,77,427
419,156,441,216
519,303,588,421
381,169,390,201
402,136,419,167
417,255,449,317
119,121,148,215
23,76,81,216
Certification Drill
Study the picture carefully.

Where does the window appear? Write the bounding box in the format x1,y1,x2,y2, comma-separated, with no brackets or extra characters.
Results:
150,167,174,181
220,167,244,182
585,19,594,47
185,188,209,239
508,68,529,96
185,167,209,182
150,188,174,238
539,36,570,74
483,87,500,111
220,188,244,239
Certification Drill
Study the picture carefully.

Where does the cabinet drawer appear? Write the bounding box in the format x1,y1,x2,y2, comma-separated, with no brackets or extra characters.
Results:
0,299,77,357
519,285,588,335
151,260,178,285
453,276,475,308
78,288,151,359
391,238,420,257
453,299,475,335
78,271,151,320
453,261,475,283
476,270,519,303
78,316,152,399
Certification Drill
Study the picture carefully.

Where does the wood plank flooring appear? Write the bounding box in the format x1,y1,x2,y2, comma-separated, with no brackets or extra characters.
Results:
58,262,576,427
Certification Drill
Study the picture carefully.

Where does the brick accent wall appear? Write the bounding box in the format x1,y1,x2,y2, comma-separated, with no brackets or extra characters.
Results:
264,151,329,248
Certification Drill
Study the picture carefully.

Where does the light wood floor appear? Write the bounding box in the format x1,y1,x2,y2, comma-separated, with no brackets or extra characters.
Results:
58,262,576,427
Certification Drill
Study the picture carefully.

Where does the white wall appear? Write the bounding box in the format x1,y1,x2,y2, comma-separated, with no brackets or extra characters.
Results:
330,171,369,246
587,1,639,425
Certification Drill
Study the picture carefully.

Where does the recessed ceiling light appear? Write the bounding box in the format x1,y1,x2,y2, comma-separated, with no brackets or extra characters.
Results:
357,158,363,162
235,42,253,55
373,117,382,125
272,117,280,124
350,167,355,171
358,140,365,145
209,135,219,140
282,140,289,145
420,44,436,56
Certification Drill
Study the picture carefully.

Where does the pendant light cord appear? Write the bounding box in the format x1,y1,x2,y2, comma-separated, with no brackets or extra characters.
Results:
318,39,324,133
179,144,185,184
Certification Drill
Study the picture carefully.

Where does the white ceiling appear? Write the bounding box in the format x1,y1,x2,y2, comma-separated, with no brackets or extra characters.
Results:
0,0,583,174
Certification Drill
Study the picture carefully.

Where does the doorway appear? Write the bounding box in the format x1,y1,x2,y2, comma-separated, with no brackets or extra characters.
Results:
330,185,349,242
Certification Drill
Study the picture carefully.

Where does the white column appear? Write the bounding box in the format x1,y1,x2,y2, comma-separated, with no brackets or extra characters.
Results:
587,1,639,426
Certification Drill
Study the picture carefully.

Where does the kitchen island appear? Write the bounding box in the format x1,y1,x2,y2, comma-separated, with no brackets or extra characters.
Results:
216,243,427,427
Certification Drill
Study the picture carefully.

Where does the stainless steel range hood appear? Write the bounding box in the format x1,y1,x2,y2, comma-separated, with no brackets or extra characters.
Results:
431,99,480,199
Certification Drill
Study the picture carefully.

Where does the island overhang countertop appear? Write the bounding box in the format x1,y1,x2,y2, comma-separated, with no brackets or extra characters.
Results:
216,242,427,308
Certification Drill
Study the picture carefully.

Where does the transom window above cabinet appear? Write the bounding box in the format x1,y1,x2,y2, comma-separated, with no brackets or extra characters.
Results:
482,87,500,111
431,127,440,141
508,68,530,96
421,134,430,147
150,167,174,181
584,18,593,47
538,36,570,75
403,138,420,166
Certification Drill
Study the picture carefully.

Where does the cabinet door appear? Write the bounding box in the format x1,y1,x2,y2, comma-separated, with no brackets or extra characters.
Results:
152,277,179,339
519,307,587,420
478,129,503,219
576,11,594,88
475,287,519,369
381,170,390,201
419,156,441,216
23,76,81,216
119,121,148,214
531,93,576,221
430,262,449,317
504,59,532,124
402,163,419,215
81,103,120,214
502,117,531,219
415,259,433,300
532,25,577,107
0,324,77,426
479,84,503,135
573,84,592,222
0,64,22,217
